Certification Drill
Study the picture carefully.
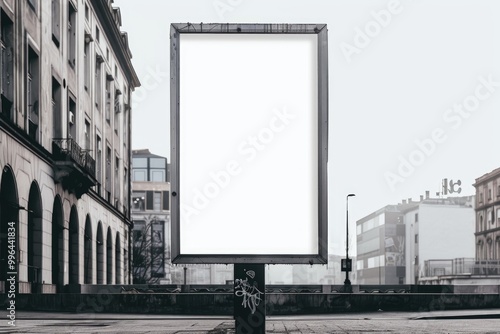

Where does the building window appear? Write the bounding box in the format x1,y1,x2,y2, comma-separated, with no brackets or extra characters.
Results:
415,234,419,244
52,78,62,138
106,146,111,202
480,193,483,203
414,213,418,223
133,220,145,244
151,221,165,278
68,2,76,67
133,170,146,181
85,3,89,21
163,191,169,210
105,77,111,120
84,40,90,90
52,0,61,46
150,158,166,182
488,189,492,200
134,191,170,211
106,47,109,60
68,96,76,139
95,26,100,43
150,158,166,168
132,193,145,211
84,120,91,151
133,158,147,168
114,89,121,134
153,192,161,211
27,47,40,142
114,155,120,202
95,56,103,110
150,170,165,182
96,135,102,192
123,88,128,144
1,10,14,120
123,166,128,212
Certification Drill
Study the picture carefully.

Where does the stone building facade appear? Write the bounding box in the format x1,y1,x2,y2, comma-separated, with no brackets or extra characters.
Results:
0,0,139,293
474,167,500,262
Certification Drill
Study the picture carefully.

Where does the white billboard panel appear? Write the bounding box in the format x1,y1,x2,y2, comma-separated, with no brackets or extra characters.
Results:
170,24,328,264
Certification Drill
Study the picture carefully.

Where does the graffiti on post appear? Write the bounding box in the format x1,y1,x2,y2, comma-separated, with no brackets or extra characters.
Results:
234,271,263,314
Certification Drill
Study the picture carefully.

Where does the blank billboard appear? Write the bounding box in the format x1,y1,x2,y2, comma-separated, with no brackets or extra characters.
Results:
170,23,328,264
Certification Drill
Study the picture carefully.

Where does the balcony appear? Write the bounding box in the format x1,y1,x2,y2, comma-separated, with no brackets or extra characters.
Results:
52,138,97,198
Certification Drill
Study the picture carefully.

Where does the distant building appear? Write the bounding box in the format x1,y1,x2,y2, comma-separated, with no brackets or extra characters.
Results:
413,168,500,285
266,254,349,285
356,195,475,285
0,0,139,293
356,205,406,285
131,149,232,284
131,149,170,283
473,168,500,263
403,196,475,284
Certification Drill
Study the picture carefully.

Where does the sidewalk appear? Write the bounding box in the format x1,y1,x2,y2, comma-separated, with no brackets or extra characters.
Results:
14,308,500,320
5,309,500,333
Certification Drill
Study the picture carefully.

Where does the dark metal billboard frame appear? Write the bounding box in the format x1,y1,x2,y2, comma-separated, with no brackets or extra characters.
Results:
170,23,328,264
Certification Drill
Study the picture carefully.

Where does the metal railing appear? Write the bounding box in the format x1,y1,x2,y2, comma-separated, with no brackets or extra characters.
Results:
53,138,96,177
424,258,500,277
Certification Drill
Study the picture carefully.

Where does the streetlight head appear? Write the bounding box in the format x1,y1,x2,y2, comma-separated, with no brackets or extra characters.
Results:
347,193,356,198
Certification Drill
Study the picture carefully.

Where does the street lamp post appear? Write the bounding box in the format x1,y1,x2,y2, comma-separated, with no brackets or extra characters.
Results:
344,193,356,292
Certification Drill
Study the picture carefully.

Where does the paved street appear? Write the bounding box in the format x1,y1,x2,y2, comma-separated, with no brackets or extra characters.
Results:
1,309,500,333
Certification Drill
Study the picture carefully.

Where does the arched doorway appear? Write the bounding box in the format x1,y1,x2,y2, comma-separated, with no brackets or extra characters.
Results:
84,215,93,284
115,233,121,284
0,166,19,282
51,196,64,290
96,222,104,284
28,181,43,291
106,227,113,284
68,206,79,284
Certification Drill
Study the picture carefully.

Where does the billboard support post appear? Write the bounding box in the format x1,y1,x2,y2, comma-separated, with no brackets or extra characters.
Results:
234,263,266,334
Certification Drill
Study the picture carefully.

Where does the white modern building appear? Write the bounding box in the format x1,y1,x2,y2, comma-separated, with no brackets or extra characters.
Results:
356,195,475,285
404,196,475,284
0,0,139,293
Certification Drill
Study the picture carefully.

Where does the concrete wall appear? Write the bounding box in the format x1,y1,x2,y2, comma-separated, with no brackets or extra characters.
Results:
3,291,500,315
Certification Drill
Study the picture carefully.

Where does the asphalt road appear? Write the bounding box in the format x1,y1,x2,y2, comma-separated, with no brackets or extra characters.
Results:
2,309,500,333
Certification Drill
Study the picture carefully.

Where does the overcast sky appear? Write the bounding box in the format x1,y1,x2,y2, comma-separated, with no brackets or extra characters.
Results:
116,0,500,255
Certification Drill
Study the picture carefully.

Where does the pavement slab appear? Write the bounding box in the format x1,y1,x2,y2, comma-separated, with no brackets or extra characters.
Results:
1,309,499,333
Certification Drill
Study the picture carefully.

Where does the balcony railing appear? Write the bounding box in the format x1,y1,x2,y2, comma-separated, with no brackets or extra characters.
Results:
424,258,500,277
52,138,97,197
53,138,96,176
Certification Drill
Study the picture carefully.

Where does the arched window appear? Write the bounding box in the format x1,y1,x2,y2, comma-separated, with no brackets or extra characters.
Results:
69,206,79,284
28,182,43,289
51,196,64,289
84,216,93,284
96,222,104,284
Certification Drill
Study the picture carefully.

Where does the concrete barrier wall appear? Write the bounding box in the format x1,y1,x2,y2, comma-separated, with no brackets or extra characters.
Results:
2,293,500,315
